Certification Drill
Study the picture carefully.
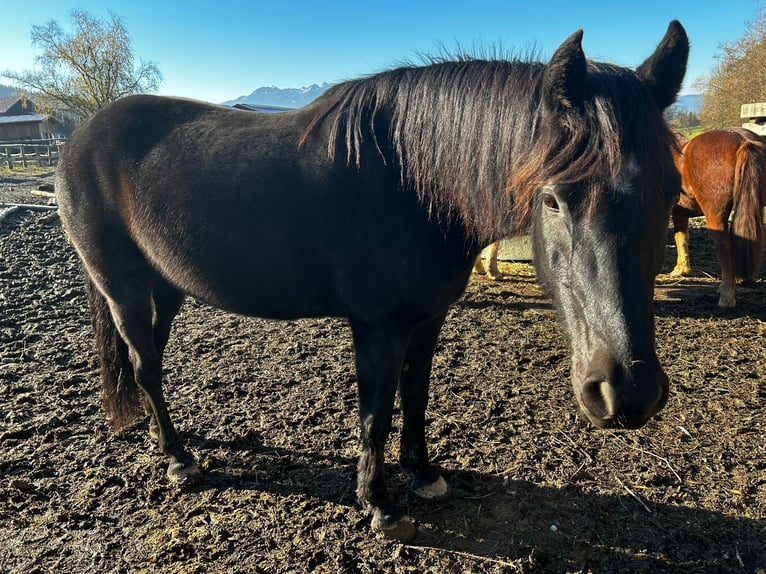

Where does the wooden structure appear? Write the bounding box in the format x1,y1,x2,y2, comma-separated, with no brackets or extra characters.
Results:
0,96,69,141
0,139,63,169
740,102,766,135
495,236,533,261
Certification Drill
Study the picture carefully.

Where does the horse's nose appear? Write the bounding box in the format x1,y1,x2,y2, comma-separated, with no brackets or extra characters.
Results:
581,378,623,423
578,366,669,429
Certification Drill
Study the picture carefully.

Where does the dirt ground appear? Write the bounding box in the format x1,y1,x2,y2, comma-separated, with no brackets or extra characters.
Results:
1,170,764,573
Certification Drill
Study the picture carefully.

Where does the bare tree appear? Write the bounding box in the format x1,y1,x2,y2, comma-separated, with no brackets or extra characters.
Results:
2,9,162,124
698,6,766,127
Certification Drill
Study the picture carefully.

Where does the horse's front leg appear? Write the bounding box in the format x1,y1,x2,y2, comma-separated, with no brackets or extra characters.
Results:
485,241,504,280
473,254,487,275
351,321,416,541
398,312,451,501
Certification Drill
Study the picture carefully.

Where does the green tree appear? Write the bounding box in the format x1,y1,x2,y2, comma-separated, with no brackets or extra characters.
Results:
2,9,162,124
697,5,766,127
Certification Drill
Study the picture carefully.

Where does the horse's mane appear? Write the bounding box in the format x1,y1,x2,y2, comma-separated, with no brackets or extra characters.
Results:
301,57,676,243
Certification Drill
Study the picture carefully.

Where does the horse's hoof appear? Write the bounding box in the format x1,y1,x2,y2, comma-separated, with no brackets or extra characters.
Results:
371,511,417,542
413,475,451,501
167,459,200,484
670,267,691,277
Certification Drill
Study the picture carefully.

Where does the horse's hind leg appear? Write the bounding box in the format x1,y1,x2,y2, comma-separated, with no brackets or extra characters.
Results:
708,224,736,307
350,320,416,541
398,312,451,501
143,278,186,441
103,275,198,481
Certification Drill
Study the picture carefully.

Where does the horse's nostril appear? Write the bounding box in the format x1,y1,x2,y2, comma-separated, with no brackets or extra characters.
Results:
581,379,622,420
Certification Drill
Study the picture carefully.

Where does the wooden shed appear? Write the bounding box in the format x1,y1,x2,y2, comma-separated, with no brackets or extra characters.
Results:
0,95,68,141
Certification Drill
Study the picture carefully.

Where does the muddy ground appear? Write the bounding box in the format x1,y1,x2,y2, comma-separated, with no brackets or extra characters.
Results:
1,170,764,573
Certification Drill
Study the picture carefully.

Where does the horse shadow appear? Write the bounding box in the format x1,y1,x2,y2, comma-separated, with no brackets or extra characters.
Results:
0,172,56,185
154,428,765,573
457,280,554,313
654,276,765,320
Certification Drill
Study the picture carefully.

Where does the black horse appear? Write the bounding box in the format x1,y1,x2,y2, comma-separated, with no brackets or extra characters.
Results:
56,22,688,541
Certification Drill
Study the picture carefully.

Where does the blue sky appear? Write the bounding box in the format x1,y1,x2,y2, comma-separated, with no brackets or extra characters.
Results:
0,0,761,103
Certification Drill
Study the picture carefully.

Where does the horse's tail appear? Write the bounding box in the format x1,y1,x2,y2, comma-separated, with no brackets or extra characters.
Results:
731,140,765,279
83,271,143,430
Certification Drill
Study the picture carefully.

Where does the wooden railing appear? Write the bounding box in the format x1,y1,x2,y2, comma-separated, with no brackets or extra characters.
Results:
0,139,65,169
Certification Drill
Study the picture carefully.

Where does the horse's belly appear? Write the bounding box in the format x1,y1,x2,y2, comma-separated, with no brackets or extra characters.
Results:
167,263,344,320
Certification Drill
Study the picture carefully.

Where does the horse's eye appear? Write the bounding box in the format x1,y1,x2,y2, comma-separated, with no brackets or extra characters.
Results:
542,192,560,212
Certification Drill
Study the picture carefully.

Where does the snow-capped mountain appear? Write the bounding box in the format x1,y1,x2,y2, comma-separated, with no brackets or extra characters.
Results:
223,83,330,109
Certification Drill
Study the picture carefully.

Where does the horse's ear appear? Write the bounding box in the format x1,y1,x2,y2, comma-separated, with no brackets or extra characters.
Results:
636,20,689,111
543,29,589,113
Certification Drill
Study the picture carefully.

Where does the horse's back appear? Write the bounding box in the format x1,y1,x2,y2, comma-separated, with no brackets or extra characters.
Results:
55,95,475,322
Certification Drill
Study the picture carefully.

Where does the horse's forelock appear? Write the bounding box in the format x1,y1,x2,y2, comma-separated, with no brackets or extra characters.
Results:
511,62,677,227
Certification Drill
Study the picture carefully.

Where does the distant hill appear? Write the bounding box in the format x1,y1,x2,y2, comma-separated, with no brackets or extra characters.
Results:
0,85,17,98
675,94,702,114
223,83,330,109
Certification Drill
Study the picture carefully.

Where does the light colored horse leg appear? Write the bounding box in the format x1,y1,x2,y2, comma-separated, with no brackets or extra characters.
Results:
485,241,504,280
473,254,487,275
473,242,504,280
671,214,691,276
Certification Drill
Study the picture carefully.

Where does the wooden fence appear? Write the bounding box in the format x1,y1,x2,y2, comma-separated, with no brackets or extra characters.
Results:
0,139,64,169
740,102,766,135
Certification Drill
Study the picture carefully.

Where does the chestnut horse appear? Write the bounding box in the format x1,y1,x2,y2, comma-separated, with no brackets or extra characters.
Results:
56,22,687,540
671,128,766,307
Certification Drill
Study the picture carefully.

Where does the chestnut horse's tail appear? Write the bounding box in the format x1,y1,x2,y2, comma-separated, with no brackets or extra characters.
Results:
731,140,765,279
83,271,143,430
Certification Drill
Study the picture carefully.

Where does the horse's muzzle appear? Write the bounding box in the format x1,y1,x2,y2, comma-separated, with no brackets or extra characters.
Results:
576,364,669,429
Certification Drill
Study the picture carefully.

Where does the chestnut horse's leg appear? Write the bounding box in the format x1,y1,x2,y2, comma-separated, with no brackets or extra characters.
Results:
671,211,692,276
398,312,451,500
707,225,737,307
350,320,416,541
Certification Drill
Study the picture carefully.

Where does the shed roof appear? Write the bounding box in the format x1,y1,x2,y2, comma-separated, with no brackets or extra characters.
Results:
0,113,46,124
0,95,29,114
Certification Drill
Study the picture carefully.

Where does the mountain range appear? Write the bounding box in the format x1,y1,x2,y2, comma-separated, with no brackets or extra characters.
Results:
222,83,331,109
